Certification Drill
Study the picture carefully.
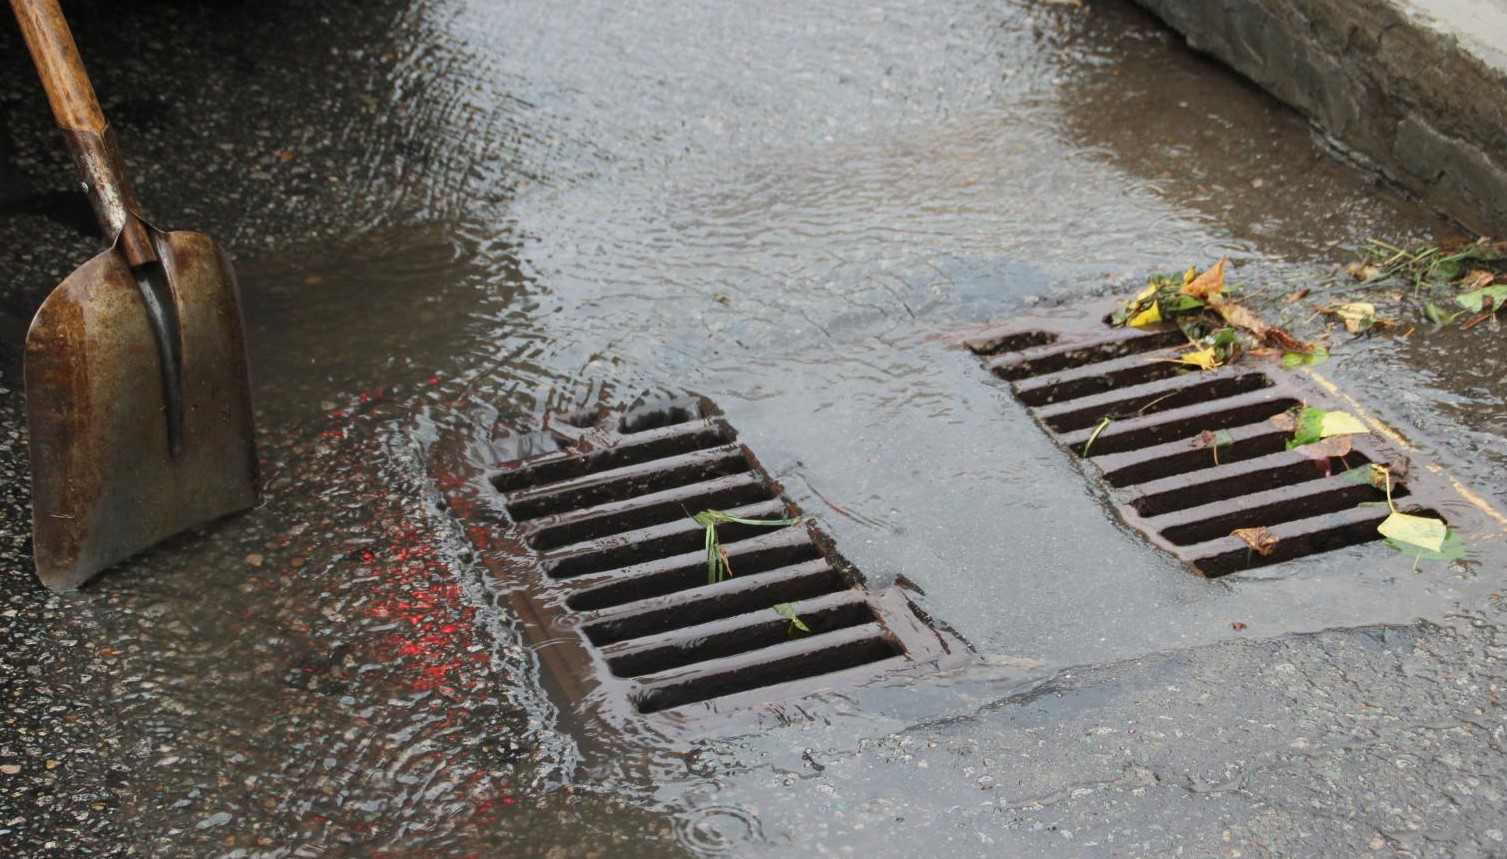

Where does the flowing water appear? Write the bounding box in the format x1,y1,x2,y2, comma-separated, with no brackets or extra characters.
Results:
0,0,1497,855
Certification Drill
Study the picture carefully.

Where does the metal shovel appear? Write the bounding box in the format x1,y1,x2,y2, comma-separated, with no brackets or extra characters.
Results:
11,0,259,589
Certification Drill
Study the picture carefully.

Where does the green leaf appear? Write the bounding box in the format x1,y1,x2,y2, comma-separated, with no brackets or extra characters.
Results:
1378,511,1448,553
1425,302,1464,325
1281,346,1329,368
1287,407,1325,449
773,602,811,635
1083,416,1112,456
1160,294,1205,313
1286,407,1367,449
1384,527,1466,561
1455,284,1507,313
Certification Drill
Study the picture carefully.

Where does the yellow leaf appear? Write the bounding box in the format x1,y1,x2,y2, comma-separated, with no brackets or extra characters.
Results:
1176,347,1220,370
1181,257,1227,299
1134,283,1157,302
1317,411,1368,437
1327,302,1378,333
1232,526,1279,556
1128,301,1162,328
1378,512,1447,553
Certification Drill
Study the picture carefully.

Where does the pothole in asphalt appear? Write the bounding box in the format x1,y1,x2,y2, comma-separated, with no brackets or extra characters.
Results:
963,300,1507,577
429,394,968,731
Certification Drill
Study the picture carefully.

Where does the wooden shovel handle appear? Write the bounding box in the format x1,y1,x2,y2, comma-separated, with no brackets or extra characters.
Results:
9,0,155,265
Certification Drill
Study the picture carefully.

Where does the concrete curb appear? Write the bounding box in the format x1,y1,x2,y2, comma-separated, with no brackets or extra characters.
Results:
1132,0,1507,236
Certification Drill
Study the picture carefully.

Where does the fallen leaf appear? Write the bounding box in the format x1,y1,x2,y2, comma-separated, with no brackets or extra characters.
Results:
1318,411,1369,437
1264,327,1310,353
1164,347,1220,370
1231,622,1248,631
773,602,812,633
1463,269,1495,290
1128,301,1162,328
1212,298,1268,337
1232,526,1279,556
1281,345,1330,368
1456,284,1507,314
1378,512,1447,553
1322,302,1382,333
1345,261,1382,281
1181,257,1227,299
1285,287,1311,303
246,553,264,568
1268,411,1298,432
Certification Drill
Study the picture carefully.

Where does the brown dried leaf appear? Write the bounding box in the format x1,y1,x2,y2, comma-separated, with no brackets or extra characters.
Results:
1214,299,1269,337
1263,327,1310,353
1232,526,1279,556
1180,257,1227,299
1285,287,1311,303
1268,411,1298,432
1464,269,1496,290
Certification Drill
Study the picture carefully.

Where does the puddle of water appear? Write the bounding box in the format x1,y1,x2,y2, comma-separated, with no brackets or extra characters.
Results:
0,0,1494,853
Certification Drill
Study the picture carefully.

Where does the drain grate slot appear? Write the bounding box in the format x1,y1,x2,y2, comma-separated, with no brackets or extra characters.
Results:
601,590,878,678
985,327,1185,380
506,444,752,521
1130,450,1372,517
1093,422,1293,487
582,558,844,646
1185,505,1413,576
960,306,1482,577
492,419,736,494
1065,391,1300,456
565,528,822,612
525,472,775,551
442,396,963,722
1155,472,1400,546
633,626,903,714
1013,351,1189,407
1037,371,1271,433
542,499,793,579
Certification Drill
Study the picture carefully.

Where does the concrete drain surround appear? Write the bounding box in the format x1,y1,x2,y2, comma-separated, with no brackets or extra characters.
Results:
434,397,965,727
964,302,1491,576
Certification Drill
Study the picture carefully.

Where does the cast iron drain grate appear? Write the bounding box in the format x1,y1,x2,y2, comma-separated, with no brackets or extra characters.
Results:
432,396,965,726
963,301,1498,576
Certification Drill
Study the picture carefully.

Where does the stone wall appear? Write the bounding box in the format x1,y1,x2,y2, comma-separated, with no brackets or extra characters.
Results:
1133,0,1507,235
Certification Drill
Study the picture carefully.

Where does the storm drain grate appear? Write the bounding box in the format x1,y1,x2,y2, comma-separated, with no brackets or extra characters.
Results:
433,396,963,724
962,302,1478,577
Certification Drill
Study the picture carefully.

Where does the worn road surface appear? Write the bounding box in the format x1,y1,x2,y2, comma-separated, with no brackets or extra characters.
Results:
3,1,1506,856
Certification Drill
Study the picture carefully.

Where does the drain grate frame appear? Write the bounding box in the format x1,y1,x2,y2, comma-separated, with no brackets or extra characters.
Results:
963,300,1499,577
432,395,966,729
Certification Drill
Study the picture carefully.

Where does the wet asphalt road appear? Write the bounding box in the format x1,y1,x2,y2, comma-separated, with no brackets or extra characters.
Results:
3,0,1507,856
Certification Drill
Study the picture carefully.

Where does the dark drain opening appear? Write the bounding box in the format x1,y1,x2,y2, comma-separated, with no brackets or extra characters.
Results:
603,592,878,678
967,330,1059,356
1013,354,1189,406
1040,372,1271,433
1094,423,1293,487
492,420,736,495
985,327,1185,380
1192,506,1439,577
582,558,844,646
633,626,901,714
566,529,823,611
1131,452,1373,517
1158,477,1404,546
1068,395,1300,456
525,472,774,551
543,499,793,579
506,445,753,521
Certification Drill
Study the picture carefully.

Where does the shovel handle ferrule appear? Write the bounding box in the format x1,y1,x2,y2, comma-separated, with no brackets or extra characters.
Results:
10,0,156,266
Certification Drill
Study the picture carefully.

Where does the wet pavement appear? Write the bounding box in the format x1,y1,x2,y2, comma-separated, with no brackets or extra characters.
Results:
3,0,1506,856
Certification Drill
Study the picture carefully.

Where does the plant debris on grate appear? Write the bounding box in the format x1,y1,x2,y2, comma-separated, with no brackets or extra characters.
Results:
431,395,964,726
962,301,1497,577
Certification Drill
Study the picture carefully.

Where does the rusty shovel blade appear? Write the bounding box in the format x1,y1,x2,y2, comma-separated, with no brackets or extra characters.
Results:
25,229,259,590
